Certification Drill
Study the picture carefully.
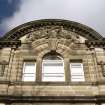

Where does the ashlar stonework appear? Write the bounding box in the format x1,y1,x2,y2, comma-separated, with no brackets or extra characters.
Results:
0,19,105,105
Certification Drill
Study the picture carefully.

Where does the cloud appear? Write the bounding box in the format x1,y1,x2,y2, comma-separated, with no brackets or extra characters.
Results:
1,0,105,36
7,0,13,4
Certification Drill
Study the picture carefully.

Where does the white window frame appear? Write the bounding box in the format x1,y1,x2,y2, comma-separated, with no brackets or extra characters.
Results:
70,62,85,82
42,59,65,82
22,61,36,81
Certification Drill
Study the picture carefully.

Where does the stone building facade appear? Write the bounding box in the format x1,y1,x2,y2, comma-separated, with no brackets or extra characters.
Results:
0,19,105,105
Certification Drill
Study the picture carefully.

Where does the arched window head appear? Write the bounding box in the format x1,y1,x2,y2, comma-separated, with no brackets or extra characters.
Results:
43,51,63,60
42,51,65,82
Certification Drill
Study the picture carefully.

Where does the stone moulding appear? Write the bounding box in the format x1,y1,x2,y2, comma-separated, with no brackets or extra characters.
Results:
0,19,103,41
0,40,21,49
0,95,105,103
85,40,105,48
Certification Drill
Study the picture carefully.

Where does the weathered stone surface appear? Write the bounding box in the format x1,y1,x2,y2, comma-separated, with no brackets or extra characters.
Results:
0,19,105,105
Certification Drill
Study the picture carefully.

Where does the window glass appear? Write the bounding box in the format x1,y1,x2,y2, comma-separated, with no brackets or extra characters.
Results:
22,62,36,81
70,61,85,82
42,52,65,82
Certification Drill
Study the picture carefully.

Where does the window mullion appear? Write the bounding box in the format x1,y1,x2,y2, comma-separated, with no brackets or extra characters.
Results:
36,58,42,82
64,58,70,83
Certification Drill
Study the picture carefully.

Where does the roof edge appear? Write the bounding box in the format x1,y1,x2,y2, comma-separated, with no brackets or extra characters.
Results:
1,19,103,41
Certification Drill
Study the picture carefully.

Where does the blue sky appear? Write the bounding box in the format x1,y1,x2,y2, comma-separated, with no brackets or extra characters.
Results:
0,0,20,21
0,0,105,37
0,0,21,36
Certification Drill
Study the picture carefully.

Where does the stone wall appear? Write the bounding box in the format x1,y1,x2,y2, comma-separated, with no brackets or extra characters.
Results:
0,20,105,105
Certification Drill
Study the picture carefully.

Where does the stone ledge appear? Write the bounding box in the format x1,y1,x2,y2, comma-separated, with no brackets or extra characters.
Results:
0,95,105,103
0,40,21,49
1,19,103,41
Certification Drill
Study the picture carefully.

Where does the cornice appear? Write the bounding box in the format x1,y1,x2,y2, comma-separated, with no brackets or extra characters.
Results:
0,19,103,41
85,40,105,48
0,95,105,103
0,40,21,49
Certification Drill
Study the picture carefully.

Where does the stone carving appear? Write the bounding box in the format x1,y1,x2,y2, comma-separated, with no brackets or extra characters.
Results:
98,61,105,77
26,29,48,42
57,26,71,39
48,29,58,38
48,38,58,51
25,26,80,43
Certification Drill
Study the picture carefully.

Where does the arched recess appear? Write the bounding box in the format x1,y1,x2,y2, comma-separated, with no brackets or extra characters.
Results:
31,37,75,59
35,45,71,59
42,51,65,82
33,41,71,82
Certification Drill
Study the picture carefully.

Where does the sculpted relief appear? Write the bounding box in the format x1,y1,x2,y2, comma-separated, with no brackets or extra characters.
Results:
21,26,85,53
25,26,81,43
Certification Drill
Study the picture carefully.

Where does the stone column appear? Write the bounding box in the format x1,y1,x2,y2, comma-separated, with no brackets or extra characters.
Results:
64,58,70,83
36,58,42,82
6,48,15,81
91,49,100,82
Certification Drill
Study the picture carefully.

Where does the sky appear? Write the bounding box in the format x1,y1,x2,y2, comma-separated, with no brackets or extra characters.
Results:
0,0,105,37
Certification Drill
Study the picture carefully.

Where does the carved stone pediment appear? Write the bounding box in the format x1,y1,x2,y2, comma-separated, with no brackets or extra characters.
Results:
25,26,80,43
3,19,103,41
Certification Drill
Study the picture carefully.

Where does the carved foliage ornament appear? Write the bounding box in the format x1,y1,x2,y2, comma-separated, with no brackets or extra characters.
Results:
25,26,80,42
